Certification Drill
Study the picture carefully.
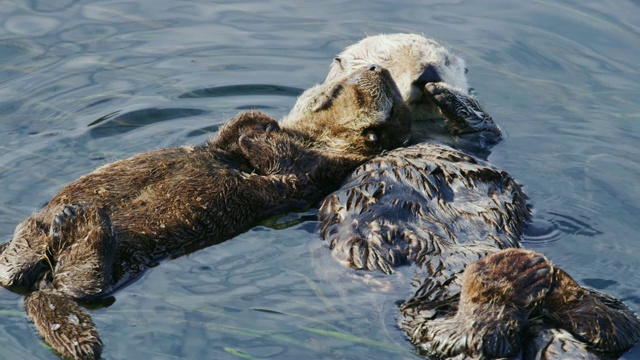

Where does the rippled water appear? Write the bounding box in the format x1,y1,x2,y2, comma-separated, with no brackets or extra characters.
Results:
0,1,638,359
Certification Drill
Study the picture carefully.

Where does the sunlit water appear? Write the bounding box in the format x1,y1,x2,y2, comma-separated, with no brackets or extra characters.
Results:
0,0,639,359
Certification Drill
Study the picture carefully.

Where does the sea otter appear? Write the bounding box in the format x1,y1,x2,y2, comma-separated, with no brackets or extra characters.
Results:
286,34,640,358
284,33,501,152
0,65,411,360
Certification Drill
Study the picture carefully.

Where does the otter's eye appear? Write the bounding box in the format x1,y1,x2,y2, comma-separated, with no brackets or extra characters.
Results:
465,68,469,74
363,129,378,143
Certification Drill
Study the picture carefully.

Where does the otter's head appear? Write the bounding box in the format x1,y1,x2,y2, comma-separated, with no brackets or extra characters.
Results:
319,34,470,136
282,65,411,157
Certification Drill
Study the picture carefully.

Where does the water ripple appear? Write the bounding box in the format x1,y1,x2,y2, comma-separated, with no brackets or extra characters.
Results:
523,211,602,245
87,107,209,139
177,84,303,99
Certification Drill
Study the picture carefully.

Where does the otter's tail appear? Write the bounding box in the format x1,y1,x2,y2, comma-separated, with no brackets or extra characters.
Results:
24,288,102,360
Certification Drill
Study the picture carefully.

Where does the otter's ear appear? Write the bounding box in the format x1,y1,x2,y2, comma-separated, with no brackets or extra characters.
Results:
333,56,344,70
312,83,343,112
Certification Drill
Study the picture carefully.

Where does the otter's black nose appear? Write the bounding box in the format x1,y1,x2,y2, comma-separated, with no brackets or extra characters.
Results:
367,64,382,72
415,65,442,86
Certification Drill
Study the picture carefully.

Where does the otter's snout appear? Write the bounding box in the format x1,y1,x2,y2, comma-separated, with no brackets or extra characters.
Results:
346,64,387,85
415,65,442,87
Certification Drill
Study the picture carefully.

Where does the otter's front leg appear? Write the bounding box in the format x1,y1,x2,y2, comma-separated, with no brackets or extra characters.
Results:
407,249,554,359
239,128,365,185
425,82,502,149
50,204,117,299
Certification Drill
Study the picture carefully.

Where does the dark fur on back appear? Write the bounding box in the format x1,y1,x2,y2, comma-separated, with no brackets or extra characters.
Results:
298,34,640,359
0,65,412,359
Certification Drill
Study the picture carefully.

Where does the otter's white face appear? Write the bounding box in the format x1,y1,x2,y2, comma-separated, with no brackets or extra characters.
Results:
287,34,501,150
323,34,470,128
326,33,469,103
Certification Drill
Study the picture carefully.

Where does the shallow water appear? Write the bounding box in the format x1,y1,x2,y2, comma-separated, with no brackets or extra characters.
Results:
0,0,639,359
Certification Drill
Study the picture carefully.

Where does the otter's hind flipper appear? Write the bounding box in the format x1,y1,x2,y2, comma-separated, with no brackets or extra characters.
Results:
404,249,554,358
25,288,102,360
544,268,640,356
50,204,116,299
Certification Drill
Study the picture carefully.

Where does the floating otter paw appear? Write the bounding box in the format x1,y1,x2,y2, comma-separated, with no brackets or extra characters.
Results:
424,82,502,147
207,110,280,153
50,204,116,299
50,204,83,244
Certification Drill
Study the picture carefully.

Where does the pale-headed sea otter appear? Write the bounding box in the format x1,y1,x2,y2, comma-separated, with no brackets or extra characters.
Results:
0,65,411,360
285,33,501,153
286,34,640,359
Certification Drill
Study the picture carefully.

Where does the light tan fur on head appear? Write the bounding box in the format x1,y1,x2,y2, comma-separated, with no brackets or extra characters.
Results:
282,65,411,157
287,34,503,150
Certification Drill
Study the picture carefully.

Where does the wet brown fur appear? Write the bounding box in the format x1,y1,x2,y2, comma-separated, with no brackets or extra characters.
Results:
292,33,503,151
0,66,411,359
293,34,640,359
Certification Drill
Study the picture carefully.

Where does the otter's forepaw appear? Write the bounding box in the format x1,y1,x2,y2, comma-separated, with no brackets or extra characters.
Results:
50,204,83,243
240,130,315,176
238,132,282,174
424,82,502,147
208,111,280,150
461,249,554,310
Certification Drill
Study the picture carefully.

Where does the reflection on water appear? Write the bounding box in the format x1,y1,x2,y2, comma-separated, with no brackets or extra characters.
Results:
177,84,303,99
1,0,639,359
523,211,603,244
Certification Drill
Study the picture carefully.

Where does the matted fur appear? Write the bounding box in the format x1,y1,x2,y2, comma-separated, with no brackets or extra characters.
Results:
290,34,640,359
0,65,411,359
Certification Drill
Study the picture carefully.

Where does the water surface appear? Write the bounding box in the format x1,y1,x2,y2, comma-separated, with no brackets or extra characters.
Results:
0,0,639,359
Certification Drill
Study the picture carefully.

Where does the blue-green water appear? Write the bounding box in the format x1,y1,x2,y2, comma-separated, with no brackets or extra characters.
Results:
0,1,638,359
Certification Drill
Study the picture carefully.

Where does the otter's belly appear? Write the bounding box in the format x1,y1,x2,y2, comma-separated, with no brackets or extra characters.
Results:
319,142,530,275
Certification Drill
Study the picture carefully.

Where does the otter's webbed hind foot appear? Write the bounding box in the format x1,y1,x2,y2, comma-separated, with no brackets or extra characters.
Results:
425,82,502,150
404,249,554,358
543,268,640,356
49,204,117,299
25,288,102,360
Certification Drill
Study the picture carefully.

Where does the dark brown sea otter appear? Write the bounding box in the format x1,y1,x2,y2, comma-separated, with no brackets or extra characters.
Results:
0,65,411,360
288,34,640,359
